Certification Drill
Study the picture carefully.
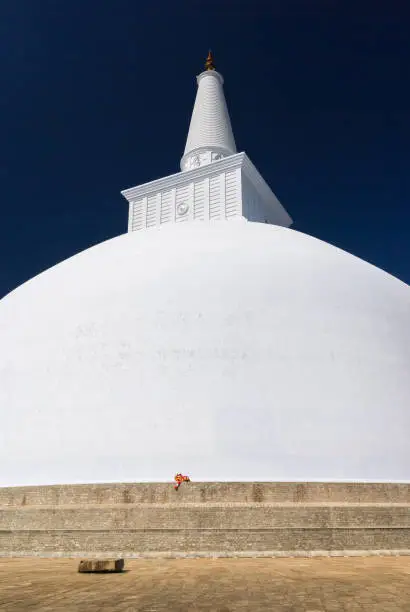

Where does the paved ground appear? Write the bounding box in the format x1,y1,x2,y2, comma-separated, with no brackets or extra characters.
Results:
0,556,410,611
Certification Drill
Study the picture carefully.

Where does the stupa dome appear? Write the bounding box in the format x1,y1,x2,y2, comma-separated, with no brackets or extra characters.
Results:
1,220,409,487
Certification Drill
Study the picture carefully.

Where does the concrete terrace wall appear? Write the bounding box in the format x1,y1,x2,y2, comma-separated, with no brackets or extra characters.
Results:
2,529,410,559
1,504,410,530
1,483,410,558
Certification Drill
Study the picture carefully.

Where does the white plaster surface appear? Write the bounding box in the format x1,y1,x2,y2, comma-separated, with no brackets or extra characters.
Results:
0,221,409,486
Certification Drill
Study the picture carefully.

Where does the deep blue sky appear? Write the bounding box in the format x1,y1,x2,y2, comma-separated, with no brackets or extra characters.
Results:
1,1,409,298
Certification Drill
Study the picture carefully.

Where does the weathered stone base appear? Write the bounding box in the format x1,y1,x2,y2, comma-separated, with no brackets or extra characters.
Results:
78,558,124,572
0,482,409,558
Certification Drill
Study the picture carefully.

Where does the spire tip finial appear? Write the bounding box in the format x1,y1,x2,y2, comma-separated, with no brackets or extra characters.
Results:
205,50,215,71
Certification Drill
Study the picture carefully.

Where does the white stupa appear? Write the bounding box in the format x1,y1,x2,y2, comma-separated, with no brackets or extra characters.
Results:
1,53,409,487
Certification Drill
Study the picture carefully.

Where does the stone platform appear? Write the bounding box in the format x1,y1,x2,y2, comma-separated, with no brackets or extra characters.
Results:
0,482,409,558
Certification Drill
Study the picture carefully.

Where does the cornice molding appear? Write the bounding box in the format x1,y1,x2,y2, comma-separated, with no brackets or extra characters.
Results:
121,153,246,202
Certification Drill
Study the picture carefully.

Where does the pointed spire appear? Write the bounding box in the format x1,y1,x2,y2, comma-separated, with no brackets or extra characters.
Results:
205,50,215,71
180,54,237,172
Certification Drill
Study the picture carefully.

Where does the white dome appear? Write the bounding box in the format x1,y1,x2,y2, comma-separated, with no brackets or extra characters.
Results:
1,221,409,486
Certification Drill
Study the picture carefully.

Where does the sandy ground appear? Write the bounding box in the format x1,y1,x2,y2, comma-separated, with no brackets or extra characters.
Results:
0,556,410,611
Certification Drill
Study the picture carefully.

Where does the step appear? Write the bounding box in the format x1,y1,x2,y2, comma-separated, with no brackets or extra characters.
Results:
0,504,409,530
1,526,410,557
1,482,410,506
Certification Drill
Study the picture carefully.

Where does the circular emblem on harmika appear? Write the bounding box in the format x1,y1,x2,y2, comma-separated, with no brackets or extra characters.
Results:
176,202,189,216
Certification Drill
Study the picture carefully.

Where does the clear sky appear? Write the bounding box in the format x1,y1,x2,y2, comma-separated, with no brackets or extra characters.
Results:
1,1,409,298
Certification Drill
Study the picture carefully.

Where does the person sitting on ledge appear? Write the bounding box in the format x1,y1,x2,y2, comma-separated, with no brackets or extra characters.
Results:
174,473,190,490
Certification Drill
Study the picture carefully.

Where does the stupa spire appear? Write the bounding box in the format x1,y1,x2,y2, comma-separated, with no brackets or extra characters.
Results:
205,50,215,71
180,52,237,172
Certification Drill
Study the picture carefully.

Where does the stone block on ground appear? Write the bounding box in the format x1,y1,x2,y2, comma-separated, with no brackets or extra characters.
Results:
78,559,124,573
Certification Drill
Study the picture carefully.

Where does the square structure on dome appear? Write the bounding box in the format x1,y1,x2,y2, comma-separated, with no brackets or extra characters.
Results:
122,152,292,233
